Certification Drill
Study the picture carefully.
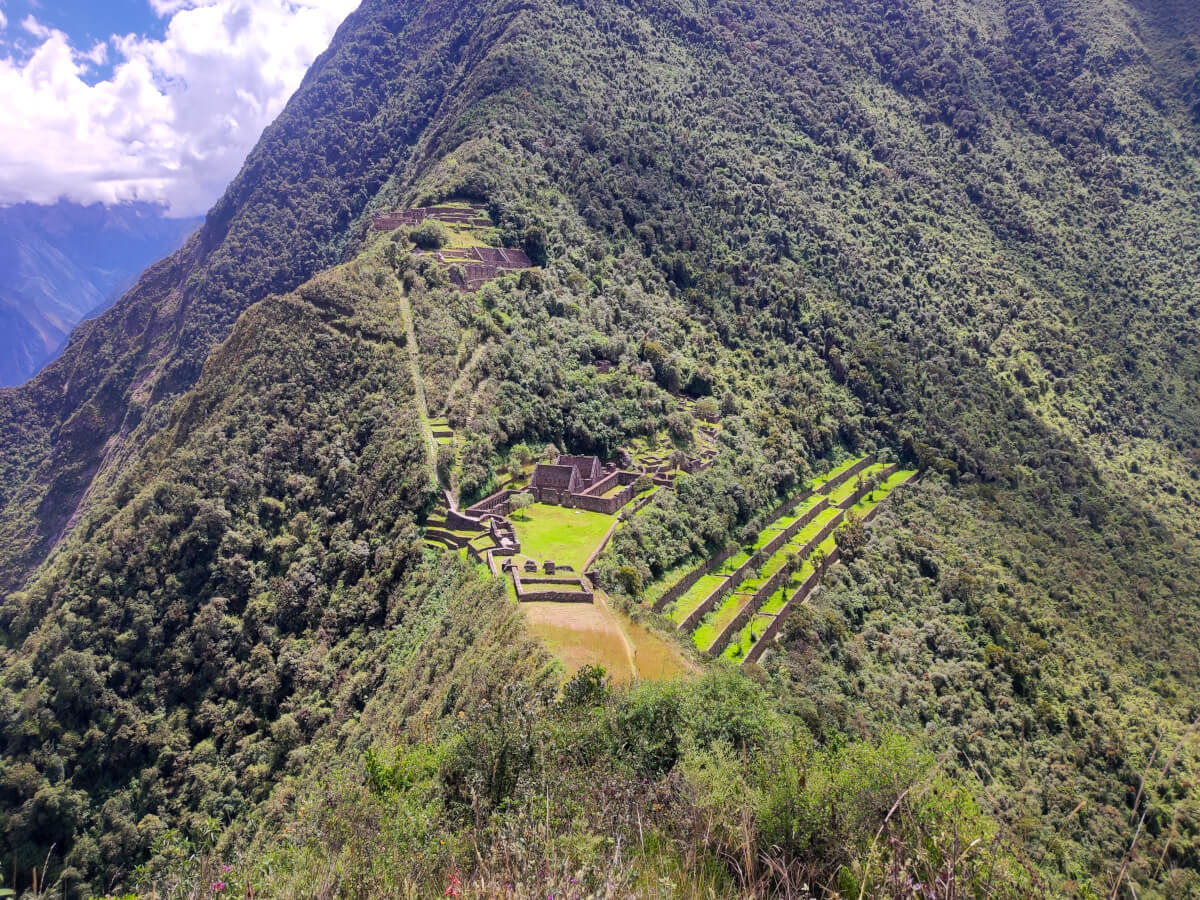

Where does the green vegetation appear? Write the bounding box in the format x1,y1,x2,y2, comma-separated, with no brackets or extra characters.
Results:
410,219,449,249
692,590,753,652
508,502,616,570
0,0,1198,894
130,668,1038,899
666,573,726,625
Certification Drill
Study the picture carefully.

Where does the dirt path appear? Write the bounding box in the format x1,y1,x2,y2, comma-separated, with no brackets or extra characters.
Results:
393,276,438,474
444,343,487,412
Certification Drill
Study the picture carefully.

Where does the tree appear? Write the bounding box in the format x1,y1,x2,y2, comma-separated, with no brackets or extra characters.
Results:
834,511,866,559
694,396,719,422
410,220,449,249
509,492,534,520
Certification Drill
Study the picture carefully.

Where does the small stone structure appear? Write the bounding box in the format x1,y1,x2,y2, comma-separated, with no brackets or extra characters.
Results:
371,204,533,291
372,205,492,230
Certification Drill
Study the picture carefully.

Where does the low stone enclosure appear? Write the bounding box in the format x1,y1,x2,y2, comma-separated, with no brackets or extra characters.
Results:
371,204,533,290
647,455,917,665
506,565,595,603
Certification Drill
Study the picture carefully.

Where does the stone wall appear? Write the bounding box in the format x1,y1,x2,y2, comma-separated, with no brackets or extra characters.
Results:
513,572,595,603
743,547,843,665
738,470,916,665
835,463,899,510
466,489,516,518
756,496,831,560
820,455,877,496
652,544,738,612
677,550,763,632
445,509,485,531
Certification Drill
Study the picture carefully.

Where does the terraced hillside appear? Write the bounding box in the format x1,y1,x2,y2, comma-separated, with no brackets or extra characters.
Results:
648,456,916,664
1,0,1198,894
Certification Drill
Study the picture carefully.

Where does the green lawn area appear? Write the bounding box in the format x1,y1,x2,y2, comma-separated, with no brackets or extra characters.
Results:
692,591,753,651
668,573,726,625
809,455,867,491
826,462,889,505
509,503,617,571
716,550,752,575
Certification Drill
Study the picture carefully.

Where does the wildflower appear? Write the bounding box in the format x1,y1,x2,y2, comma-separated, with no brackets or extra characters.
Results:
221,864,233,872
443,871,462,898
211,881,226,893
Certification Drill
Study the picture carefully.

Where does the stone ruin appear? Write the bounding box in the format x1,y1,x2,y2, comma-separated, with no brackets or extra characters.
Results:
371,204,533,291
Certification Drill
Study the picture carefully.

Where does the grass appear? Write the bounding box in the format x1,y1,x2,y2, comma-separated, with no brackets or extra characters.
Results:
721,533,842,663
722,473,917,662
825,462,889,506
692,591,754,652
849,469,917,516
668,574,726,625
509,503,616,571
809,455,867,490
642,559,701,607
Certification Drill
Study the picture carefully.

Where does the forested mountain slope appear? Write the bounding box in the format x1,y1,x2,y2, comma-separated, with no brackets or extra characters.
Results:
1,0,1199,896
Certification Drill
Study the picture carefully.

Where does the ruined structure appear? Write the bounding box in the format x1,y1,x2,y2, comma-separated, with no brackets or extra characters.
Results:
371,204,534,290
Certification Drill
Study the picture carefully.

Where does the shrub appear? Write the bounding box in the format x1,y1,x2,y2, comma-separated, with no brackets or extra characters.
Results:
411,220,449,250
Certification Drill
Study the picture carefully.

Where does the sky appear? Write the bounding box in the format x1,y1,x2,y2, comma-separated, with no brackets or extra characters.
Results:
0,0,361,217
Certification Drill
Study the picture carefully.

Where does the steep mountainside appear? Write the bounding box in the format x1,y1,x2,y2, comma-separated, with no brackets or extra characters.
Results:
0,203,200,387
1,0,1199,896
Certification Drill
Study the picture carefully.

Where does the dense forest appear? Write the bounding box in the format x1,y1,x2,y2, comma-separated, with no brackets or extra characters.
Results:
1,0,1199,896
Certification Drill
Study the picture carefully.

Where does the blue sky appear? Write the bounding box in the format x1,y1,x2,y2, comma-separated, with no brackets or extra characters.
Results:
6,0,169,45
0,0,360,215
0,0,166,81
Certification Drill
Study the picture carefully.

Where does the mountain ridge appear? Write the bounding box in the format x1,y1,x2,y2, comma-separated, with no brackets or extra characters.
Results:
1,0,1199,895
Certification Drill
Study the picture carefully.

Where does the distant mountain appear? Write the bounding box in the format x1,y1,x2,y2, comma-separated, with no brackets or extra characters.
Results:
0,202,200,386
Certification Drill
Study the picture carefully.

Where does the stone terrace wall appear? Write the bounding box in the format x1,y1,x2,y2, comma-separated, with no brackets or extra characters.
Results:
743,547,843,665
757,496,830,560
653,544,738,612
678,550,763,632
835,463,899,510
675,495,831,631
739,470,916,665
467,489,517,518
820,455,877,496
705,503,841,655
445,509,486,531
652,487,831,615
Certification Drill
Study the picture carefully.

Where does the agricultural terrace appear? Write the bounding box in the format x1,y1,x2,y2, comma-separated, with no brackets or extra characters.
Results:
825,461,890,506
723,467,917,662
693,505,841,653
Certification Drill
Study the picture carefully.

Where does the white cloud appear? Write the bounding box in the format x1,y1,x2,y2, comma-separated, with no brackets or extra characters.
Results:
0,0,360,216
